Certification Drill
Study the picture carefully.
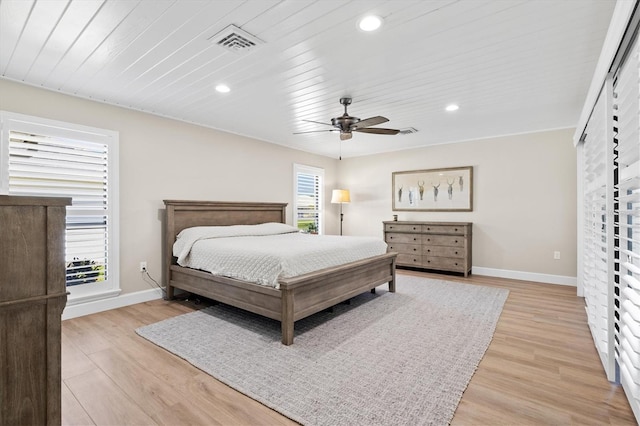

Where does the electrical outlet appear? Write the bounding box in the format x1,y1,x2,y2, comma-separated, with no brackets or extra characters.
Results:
553,251,561,260
139,261,147,272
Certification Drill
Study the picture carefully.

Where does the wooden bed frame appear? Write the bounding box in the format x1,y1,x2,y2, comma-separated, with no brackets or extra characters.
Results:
163,200,397,345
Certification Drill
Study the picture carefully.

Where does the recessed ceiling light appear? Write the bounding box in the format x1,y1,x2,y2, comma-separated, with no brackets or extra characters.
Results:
215,84,230,93
445,104,459,112
358,15,383,32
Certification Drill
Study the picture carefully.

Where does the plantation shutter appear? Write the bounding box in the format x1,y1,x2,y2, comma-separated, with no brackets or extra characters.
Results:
576,3,639,421
581,89,617,380
293,164,324,234
297,172,320,227
614,32,640,417
7,130,109,287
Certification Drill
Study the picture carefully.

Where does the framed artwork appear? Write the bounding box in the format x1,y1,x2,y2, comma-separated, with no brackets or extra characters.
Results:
392,166,473,211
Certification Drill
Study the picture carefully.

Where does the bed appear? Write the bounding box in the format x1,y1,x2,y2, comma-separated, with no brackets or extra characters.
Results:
163,200,397,345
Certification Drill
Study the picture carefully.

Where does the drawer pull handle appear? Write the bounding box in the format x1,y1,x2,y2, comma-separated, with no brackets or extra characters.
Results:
455,262,458,266
413,227,417,230
427,249,431,253
427,238,431,242
413,238,417,241
454,228,458,232
455,251,458,255
427,227,431,231
455,240,458,243
390,236,393,239
413,248,417,251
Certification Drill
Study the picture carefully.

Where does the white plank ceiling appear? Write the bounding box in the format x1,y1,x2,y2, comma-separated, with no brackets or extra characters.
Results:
0,0,617,158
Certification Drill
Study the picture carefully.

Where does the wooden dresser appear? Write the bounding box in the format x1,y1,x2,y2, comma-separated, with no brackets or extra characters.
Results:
0,195,71,425
383,221,472,277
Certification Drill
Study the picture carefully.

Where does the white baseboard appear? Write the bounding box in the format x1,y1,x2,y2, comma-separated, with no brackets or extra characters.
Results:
62,287,163,321
472,266,576,286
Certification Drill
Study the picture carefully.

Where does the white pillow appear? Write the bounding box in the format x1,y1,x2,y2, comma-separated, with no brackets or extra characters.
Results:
173,222,300,263
176,222,299,240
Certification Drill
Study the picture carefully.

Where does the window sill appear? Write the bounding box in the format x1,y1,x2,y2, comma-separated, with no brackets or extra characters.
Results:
66,288,122,306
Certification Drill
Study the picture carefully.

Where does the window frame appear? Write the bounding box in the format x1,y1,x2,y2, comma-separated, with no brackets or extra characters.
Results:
0,110,120,304
293,163,324,235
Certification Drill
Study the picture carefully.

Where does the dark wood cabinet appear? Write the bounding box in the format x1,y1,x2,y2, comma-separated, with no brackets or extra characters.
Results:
0,195,70,425
384,221,472,277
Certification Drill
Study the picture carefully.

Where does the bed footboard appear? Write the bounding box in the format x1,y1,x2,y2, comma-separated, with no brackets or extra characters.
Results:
278,252,397,345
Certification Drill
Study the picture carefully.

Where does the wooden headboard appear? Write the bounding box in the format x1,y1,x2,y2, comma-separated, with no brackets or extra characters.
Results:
162,200,288,286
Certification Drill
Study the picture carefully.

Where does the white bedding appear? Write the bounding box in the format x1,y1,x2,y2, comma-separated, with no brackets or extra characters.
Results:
173,223,388,288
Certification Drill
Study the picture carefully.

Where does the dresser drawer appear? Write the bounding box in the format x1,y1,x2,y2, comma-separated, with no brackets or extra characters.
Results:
422,224,467,235
422,234,465,247
387,242,421,255
396,254,422,266
385,232,421,244
424,256,466,272
424,245,465,258
384,223,422,233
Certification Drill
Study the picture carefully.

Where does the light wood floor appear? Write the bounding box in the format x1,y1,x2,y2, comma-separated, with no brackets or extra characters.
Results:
61,270,636,425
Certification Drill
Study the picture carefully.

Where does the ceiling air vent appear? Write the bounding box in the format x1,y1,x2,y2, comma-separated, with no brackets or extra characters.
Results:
398,127,419,135
209,24,263,53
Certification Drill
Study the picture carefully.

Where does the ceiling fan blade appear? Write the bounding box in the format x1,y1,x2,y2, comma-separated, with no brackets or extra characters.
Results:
352,116,388,129
302,119,334,127
340,132,352,141
353,128,400,135
293,129,337,135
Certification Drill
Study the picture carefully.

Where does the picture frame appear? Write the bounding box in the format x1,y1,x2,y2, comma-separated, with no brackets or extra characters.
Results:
392,166,473,211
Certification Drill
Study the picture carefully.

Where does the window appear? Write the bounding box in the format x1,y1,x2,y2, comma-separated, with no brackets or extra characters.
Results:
293,163,324,234
0,111,119,304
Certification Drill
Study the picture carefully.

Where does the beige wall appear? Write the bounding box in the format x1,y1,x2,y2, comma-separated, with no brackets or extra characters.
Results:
338,129,577,281
0,79,339,295
1,79,578,297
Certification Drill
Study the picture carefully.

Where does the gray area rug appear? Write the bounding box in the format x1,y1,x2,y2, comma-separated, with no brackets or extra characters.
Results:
136,275,509,426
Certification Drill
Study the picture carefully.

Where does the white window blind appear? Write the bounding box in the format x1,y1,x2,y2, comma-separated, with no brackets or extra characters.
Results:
614,32,640,418
293,164,324,234
0,111,119,304
582,90,617,380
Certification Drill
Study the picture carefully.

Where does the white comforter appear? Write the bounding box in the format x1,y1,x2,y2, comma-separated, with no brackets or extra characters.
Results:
173,223,388,288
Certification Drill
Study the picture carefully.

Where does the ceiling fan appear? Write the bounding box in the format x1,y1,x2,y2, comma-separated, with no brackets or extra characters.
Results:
294,97,400,140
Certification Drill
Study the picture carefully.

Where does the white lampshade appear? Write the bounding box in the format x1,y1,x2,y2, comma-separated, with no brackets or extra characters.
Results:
331,189,351,204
